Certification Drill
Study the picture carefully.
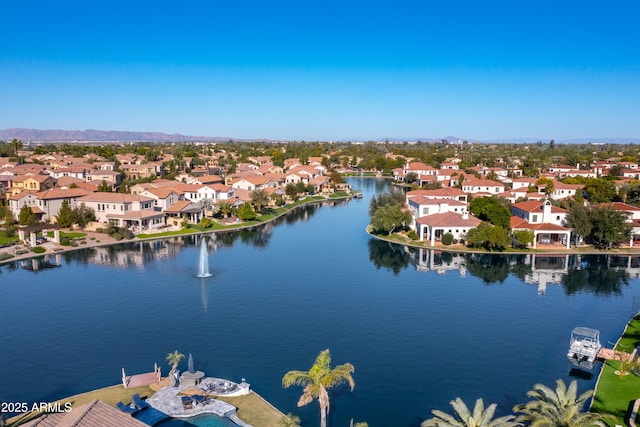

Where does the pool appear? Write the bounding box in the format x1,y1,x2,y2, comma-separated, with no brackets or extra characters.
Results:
155,414,239,427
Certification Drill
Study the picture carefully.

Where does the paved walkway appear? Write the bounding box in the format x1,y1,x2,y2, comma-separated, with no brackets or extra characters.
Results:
145,378,253,426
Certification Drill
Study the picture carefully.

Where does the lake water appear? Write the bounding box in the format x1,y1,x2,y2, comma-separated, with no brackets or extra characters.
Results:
2,177,640,427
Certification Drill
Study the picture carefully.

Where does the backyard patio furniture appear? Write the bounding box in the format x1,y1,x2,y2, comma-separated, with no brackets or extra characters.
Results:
132,394,149,410
181,396,193,410
116,401,138,415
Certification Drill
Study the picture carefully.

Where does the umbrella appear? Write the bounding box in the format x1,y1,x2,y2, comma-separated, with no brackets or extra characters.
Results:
188,353,195,374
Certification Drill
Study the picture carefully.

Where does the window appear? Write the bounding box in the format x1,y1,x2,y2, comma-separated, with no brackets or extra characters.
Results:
532,214,538,222
556,215,560,221
422,207,429,215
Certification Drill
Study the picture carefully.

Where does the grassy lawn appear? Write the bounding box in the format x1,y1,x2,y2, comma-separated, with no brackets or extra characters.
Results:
7,384,153,426
137,197,335,240
329,191,349,198
591,313,640,426
218,392,286,427
7,385,286,427
0,230,19,245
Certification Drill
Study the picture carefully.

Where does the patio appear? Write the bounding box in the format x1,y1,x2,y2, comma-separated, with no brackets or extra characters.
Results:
145,377,251,419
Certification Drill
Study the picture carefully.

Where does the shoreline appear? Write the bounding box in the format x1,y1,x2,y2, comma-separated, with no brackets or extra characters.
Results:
0,194,353,266
6,381,285,427
4,193,640,267
365,226,640,256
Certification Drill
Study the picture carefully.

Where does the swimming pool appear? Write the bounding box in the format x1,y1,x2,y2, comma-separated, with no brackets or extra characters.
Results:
155,413,238,427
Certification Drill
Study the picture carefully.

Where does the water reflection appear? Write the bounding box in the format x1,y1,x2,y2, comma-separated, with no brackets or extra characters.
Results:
18,254,64,272
367,242,635,296
367,239,411,275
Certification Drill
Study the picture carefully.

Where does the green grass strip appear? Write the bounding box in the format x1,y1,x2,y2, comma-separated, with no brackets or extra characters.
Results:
592,313,640,426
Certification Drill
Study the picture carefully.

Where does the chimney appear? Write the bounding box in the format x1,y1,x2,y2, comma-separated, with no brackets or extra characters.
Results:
542,200,552,221
462,211,469,220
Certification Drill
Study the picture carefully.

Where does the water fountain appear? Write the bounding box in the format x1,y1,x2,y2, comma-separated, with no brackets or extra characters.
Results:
196,237,212,278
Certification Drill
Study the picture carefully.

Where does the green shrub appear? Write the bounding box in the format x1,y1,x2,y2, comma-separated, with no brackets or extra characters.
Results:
70,241,78,247
407,230,418,240
112,232,123,241
32,246,46,254
442,233,454,245
16,250,29,255
0,253,14,261
60,237,71,246
95,227,105,233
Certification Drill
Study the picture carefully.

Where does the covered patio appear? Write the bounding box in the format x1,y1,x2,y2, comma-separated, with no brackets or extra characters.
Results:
107,210,166,232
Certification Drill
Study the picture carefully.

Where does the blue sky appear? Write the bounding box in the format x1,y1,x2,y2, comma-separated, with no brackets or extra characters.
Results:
1,1,639,141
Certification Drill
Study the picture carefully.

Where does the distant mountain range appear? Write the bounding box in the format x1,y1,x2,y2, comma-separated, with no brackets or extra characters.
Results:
0,128,230,143
1,128,639,145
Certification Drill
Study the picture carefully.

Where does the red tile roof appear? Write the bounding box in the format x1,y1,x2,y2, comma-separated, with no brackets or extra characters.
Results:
416,212,482,227
512,200,567,213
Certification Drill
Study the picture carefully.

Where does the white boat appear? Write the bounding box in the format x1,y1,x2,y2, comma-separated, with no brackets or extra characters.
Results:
567,327,602,363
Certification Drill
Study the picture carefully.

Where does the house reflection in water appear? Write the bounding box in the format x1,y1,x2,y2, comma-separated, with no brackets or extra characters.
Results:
408,248,467,277
523,254,570,295
405,249,640,298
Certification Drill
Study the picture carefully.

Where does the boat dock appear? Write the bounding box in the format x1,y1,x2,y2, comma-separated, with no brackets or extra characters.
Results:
597,347,636,362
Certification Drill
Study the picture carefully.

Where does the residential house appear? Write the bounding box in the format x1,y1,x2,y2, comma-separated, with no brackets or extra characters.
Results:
76,193,165,231
8,192,42,221
120,164,157,180
139,188,182,211
406,188,468,205
86,170,122,188
510,200,571,249
511,178,538,190
165,200,204,224
461,179,505,195
549,181,583,201
10,174,57,197
26,188,91,222
415,211,482,245
407,196,468,219
439,162,459,170
595,202,640,246
230,176,276,191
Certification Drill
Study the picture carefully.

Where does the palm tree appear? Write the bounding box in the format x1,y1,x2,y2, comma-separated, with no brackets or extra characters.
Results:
218,201,234,219
513,379,606,427
422,397,519,427
10,138,22,157
166,350,185,378
282,349,355,427
251,188,270,214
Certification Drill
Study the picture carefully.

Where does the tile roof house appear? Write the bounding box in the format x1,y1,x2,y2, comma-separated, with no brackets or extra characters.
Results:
510,200,571,249
594,202,640,246
76,193,165,231
461,179,505,195
415,211,482,245
21,399,149,427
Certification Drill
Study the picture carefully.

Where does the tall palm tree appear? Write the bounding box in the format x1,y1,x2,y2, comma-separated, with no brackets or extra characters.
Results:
251,188,270,214
166,350,185,378
218,201,234,219
513,379,606,427
422,397,519,427
282,349,355,427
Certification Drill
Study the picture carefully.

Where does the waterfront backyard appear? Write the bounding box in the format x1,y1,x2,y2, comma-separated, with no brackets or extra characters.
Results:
2,178,640,426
